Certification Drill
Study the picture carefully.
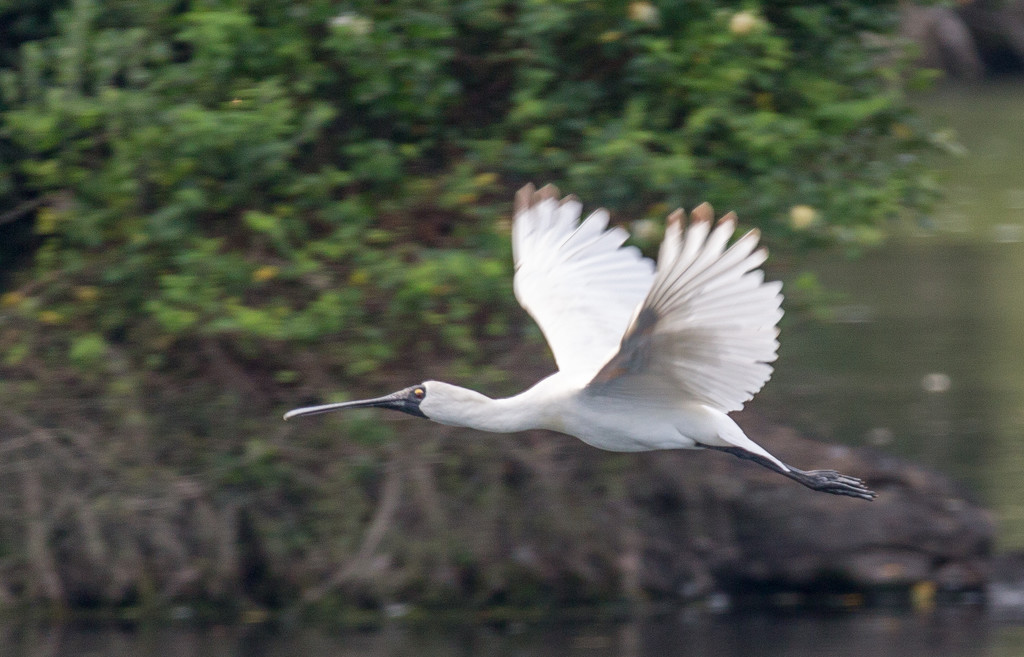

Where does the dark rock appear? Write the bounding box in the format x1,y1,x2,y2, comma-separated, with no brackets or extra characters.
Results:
628,412,995,600
901,5,984,79
899,1,1024,78
957,0,1024,75
844,549,933,587
988,551,1024,619
936,559,988,591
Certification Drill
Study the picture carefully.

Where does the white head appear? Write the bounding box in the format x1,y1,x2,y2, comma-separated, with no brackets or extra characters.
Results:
414,380,495,427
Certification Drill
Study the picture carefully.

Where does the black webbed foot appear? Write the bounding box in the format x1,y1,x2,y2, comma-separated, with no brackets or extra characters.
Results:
786,468,876,500
704,445,876,500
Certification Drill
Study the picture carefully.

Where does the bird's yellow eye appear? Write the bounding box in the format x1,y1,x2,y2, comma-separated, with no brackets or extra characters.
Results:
414,388,424,398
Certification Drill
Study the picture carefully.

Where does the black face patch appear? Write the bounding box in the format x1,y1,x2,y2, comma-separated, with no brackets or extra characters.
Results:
392,384,427,418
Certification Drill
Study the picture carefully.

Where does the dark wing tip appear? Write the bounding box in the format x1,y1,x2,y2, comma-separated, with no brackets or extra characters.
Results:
516,183,579,217
667,208,684,227
690,202,714,225
718,210,738,227
535,183,560,204
515,183,536,215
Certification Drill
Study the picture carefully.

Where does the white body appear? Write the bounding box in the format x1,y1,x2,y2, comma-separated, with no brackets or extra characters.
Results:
420,375,786,469
287,185,875,498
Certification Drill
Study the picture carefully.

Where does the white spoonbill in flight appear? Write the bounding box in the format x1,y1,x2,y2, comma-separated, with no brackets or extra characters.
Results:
286,185,875,500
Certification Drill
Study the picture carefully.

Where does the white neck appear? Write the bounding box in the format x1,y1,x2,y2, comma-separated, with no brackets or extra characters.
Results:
421,377,566,434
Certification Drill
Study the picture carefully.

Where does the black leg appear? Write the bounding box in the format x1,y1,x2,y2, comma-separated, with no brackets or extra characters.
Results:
704,445,876,501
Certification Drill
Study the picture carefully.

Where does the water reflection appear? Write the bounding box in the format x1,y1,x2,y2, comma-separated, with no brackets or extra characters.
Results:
760,242,998,483
1,610,1018,657
754,82,1024,549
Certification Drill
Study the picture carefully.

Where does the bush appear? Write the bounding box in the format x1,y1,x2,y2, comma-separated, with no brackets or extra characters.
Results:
0,0,937,610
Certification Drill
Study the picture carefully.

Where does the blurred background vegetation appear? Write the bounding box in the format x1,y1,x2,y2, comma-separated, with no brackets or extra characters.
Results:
0,0,944,616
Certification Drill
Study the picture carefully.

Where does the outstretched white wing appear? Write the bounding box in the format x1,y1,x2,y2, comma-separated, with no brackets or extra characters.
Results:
588,203,783,412
512,185,655,380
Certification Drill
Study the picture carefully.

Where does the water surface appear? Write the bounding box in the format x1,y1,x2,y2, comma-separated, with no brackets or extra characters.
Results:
757,81,1024,547
0,610,1017,657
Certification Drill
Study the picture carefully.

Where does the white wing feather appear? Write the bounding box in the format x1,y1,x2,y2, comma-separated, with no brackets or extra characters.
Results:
512,185,655,380
589,203,783,412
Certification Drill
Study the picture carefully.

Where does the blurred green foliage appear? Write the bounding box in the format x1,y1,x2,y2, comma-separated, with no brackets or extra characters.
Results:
0,0,939,382
0,0,940,612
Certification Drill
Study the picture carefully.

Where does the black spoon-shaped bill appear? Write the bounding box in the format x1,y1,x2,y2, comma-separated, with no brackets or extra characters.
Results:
284,385,427,420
